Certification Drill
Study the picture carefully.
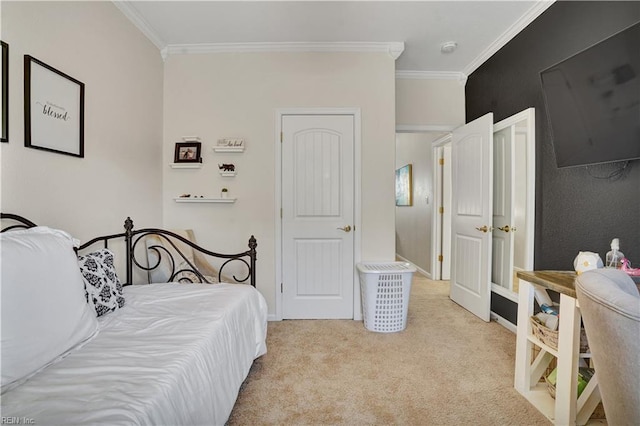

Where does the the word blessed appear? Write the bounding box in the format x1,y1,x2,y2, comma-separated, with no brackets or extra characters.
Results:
36,101,71,122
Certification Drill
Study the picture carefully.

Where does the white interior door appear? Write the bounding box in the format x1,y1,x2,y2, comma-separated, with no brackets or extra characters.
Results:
442,145,452,280
450,113,493,322
431,136,452,281
491,126,515,290
281,114,355,319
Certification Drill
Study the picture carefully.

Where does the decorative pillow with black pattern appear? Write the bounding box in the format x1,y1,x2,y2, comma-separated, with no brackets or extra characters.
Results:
78,249,125,317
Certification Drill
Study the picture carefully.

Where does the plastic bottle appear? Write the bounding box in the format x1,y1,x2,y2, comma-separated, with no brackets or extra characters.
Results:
540,304,558,316
605,238,624,269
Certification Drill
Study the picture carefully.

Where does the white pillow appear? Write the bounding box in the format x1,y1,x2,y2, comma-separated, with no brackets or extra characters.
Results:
1,226,99,392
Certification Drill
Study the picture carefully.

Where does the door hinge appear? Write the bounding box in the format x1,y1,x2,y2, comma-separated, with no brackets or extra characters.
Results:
438,254,443,262
439,158,444,166
280,132,283,143
439,206,444,214
280,283,283,293
280,208,283,218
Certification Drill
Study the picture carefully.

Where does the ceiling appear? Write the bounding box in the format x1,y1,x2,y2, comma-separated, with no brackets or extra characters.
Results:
118,1,554,78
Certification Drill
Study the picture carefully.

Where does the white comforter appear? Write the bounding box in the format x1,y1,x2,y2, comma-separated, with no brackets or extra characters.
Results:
1,283,268,426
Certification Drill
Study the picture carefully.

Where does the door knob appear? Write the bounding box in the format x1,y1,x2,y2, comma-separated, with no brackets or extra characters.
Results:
337,225,352,233
498,225,516,233
475,225,493,233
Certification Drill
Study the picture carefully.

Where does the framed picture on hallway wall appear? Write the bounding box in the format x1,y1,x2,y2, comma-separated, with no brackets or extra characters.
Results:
24,55,85,157
1,41,8,143
395,164,413,206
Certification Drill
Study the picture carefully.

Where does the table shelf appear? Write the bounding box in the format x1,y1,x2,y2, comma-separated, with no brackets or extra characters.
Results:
522,384,556,421
515,271,602,425
527,335,558,358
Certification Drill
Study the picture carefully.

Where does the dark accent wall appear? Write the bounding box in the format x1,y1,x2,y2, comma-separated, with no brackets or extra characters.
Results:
466,2,640,323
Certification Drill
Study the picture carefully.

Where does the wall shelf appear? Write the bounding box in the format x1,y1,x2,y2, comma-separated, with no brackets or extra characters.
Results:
213,147,244,153
219,171,236,177
174,198,236,203
169,163,202,169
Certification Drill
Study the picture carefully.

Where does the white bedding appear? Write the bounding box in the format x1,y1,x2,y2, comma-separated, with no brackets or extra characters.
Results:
1,283,268,426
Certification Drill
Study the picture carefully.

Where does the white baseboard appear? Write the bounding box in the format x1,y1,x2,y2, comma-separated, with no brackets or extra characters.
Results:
395,254,431,279
490,312,517,334
267,314,362,322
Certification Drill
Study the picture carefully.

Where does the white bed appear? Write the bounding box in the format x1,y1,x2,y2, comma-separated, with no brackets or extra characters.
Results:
1,282,267,425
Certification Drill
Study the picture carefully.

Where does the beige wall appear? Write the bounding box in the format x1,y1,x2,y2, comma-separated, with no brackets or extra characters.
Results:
1,2,164,245
163,52,397,316
396,78,465,126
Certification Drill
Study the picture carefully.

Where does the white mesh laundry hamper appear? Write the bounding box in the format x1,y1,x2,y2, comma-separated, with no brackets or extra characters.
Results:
356,262,416,333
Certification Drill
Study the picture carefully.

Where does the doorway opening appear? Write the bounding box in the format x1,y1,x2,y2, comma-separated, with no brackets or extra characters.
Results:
394,128,451,280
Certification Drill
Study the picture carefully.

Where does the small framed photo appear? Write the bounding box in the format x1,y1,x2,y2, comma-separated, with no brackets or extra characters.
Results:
1,41,8,143
24,55,85,157
174,141,202,163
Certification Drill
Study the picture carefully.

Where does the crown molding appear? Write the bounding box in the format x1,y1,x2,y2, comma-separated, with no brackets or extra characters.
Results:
396,124,456,133
463,0,555,76
112,1,166,52
395,70,467,85
164,42,405,59
113,1,404,61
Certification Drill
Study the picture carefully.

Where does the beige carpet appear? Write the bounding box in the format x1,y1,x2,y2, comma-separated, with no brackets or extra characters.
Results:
228,275,551,425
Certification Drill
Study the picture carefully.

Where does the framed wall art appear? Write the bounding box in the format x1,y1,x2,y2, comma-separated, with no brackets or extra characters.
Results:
395,164,413,206
24,55,85,157
174,141,202,163
1,41,8,143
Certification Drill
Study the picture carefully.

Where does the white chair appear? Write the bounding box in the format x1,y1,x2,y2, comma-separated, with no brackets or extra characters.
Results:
575,269,640,426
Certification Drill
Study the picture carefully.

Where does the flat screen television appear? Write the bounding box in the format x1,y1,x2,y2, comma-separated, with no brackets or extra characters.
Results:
540,22,640,168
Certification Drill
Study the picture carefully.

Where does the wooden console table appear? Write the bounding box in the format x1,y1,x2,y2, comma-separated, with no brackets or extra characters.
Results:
514,271,601,426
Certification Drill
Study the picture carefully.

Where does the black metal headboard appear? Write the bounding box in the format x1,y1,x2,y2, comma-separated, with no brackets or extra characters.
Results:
0,213,257,287
0,213,37,231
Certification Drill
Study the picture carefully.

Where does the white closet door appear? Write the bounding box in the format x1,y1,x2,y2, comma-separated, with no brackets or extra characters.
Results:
281,114,355,319
492,125,515,291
